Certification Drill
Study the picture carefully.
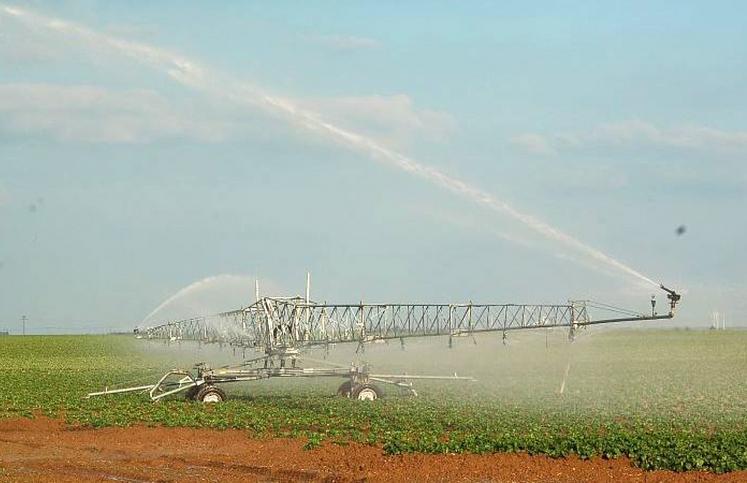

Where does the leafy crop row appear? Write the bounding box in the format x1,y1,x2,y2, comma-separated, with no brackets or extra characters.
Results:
0,332,745,473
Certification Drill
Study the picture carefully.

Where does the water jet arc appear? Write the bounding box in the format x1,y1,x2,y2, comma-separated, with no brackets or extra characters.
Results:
1,4,662,288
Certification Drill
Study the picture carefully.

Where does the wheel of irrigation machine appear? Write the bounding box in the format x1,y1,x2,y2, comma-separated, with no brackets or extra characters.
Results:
336,380,353,397
195,385,226,403
184,385,200,401
351,383,382,401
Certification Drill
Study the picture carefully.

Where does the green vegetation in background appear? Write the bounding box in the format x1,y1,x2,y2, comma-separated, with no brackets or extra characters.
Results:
0,331,746,473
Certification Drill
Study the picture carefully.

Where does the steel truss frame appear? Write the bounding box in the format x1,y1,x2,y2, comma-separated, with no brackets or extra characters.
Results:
90,289,680,402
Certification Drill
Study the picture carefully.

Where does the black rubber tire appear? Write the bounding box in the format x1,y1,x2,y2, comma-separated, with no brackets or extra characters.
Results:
184,385,200,401
336,381,353,397
195,385,226,403
350,383,382,401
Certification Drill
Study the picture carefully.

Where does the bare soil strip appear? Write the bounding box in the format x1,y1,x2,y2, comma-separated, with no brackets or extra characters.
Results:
0,417,743,482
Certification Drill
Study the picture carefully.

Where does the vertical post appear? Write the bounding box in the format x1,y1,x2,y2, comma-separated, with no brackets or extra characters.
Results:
468,301,472,332
21,315,27,336
569,303,577,342
304,272,311,340
359,300,365,339
568,301,576,326
264,299,273,350
255,279,260,303
391,305,395,338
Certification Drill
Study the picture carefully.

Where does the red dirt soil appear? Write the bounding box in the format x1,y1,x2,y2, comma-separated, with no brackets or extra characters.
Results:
0,417,744,482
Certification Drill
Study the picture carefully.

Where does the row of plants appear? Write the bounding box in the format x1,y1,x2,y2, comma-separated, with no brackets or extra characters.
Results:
1,332,745,473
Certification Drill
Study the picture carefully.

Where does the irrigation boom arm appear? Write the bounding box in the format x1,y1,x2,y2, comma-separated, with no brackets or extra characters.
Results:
137,286,681,349
91,286,680,402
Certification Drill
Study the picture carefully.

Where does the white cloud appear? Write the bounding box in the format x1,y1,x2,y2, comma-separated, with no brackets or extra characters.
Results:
511,120,747,157
298,94,456,147
0,18,62,64
510,133,556,156
0,83,251,143
306,34,381,51
0,84,455,147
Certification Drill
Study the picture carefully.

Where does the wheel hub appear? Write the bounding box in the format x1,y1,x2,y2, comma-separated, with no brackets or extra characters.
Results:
202,393,222,403
357,388,377,400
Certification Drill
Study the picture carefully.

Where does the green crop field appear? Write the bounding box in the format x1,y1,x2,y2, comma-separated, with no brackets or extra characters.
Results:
1,329,746,473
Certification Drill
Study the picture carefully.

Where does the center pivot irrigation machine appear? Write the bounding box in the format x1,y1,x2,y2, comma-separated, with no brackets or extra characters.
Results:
88,277,681,403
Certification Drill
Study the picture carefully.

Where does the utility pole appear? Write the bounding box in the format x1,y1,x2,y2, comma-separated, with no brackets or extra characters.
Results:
21,315,27,336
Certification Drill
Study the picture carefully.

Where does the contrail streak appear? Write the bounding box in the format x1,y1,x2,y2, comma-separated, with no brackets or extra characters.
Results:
1,4,659,288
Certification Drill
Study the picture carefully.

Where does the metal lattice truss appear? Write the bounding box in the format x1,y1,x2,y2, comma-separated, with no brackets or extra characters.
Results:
138,296,673,352
88,286,681,402
91,288,680,402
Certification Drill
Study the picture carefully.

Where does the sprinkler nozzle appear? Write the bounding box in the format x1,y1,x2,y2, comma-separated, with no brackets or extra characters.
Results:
659,284,681,313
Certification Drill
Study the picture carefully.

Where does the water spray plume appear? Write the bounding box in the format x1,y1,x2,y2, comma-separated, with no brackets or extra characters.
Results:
1,4,660,289
141,274,256,325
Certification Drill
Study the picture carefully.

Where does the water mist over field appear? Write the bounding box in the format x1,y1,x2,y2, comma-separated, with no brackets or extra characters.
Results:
132,328,747,423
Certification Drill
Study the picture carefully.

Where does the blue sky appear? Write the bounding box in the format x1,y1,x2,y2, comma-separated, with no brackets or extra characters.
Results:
0,1,745,332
